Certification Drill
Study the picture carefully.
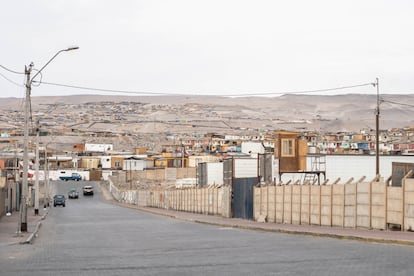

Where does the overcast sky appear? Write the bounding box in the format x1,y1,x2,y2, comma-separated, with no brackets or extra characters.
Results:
1,0,414,98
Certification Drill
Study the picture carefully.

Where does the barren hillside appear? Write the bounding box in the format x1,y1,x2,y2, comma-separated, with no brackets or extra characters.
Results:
1,94,413,134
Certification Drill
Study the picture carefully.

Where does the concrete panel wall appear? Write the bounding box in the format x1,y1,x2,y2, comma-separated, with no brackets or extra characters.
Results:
275,186,284,223
267,186,276,223
106,179,231,218
283,185,292,224
300,185,310,225
332,185,345,227
404,179,414,231
108,175,414,231
356,182,370,228
292,185,301,225
251,179,408,231
344,184,356,228
260,186,268,220
371,181,386,230
0,187,6,216
321,185,332,226
253,186,260,221
310,185,320,225
387,186,402,225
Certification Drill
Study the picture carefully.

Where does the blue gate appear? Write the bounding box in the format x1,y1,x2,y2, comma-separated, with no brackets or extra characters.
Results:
232,177,258,220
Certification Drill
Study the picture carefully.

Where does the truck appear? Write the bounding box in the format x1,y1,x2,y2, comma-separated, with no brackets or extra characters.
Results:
59,173,82,181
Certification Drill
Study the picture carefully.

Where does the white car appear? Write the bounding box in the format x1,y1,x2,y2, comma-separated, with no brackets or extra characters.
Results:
82,185,94,196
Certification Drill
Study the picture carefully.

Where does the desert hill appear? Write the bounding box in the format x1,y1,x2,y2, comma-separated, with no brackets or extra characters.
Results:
0,94,413,134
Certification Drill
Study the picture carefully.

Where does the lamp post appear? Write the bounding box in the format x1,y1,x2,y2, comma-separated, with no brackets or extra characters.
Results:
19,46,78,232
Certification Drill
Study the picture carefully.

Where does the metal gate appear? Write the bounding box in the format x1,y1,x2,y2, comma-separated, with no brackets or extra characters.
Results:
232,177,258,220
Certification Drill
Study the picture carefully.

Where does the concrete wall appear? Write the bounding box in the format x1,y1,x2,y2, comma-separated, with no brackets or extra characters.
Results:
253,177,414,231
0,177,6,215
404,178,414,231
104,171,414,231
105,179,231,218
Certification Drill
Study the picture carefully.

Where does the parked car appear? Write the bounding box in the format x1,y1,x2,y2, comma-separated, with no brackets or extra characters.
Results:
53,194,66,207
59,173,82,181
83,185,94,196
68,189,79,199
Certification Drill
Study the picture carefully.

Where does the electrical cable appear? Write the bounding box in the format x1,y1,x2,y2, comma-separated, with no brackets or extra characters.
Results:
35,81,375,97
0,64,24,75
382,99,414,108
0,72,24,87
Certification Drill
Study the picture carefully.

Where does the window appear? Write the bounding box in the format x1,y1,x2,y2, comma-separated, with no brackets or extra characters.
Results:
115,161,120,168
281,139,295,157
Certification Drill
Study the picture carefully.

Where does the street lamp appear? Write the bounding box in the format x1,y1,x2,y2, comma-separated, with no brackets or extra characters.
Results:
19,46,78,232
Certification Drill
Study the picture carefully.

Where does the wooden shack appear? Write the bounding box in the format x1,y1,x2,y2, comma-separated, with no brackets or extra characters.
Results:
274,130,324,184
274,130,307,172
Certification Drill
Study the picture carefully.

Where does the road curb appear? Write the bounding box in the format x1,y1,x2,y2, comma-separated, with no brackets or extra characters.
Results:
192,219,414,247
139,208,414,247
20,210,48,244
20,221,41,244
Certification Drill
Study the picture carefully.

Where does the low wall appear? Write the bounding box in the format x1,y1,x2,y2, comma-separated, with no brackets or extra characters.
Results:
253,176,414,231
104,174,414,231
105,178,231,218
0,187,6,216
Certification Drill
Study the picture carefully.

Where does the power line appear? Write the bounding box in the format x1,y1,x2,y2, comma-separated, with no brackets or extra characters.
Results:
0,64,24,75
36,80,375,97
37,81,169,96
0,72,24,87
382,99,414,108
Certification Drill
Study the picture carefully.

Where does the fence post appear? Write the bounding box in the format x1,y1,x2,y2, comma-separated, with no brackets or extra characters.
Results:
330,184,333,227
402,176,405,231
267,184,269,221
318,185,322,226
342,184,345,228
369,180,372,229
385,177,390,230
299,184,302,225
282,185,285,223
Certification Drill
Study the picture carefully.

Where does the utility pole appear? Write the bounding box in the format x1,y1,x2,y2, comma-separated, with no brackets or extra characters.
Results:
19,63,33,232
44,143,49,208
375,77,380,177
18,46,79,232
34,120,40,215
182,144,184,168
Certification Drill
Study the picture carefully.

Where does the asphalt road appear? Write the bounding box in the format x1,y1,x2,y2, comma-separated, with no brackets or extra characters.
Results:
1,181,414,275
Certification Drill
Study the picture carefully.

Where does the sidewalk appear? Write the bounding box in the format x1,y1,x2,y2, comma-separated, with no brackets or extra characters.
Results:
0,207,46,247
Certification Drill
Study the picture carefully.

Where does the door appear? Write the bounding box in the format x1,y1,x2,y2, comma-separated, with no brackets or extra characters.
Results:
232,177,258,220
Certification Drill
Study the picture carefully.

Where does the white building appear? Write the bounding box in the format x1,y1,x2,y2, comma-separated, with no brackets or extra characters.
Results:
85,143,113,153
123,157,146,171
241,141,265,158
